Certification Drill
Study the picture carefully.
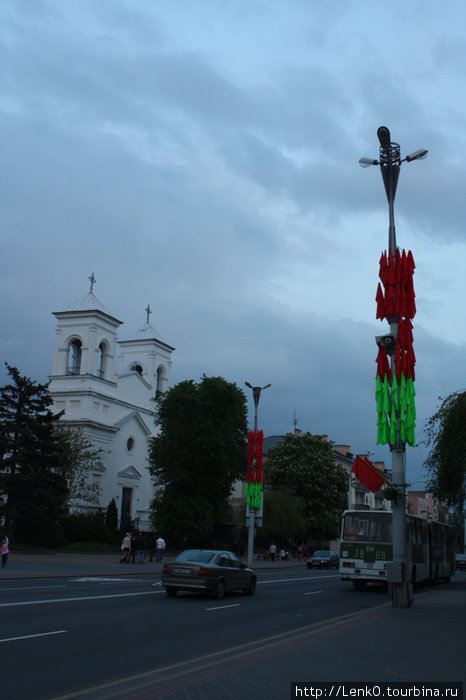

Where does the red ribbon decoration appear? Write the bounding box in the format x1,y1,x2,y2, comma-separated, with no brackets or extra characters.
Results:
247,430,264,485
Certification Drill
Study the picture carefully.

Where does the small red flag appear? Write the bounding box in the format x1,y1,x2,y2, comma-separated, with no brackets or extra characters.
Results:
351,456,386,493
375,283,386,320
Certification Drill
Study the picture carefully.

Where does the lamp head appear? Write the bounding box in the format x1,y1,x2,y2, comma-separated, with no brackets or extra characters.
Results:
359,157,379,168
377,126,391,149
405,148,428,162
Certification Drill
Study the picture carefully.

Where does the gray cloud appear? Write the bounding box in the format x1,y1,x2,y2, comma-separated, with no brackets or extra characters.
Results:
2,0,465,488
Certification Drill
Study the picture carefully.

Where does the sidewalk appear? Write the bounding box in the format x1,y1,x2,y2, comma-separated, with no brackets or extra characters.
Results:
0,550,303,580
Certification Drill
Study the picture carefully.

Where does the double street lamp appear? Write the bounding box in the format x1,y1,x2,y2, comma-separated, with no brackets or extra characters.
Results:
245,382,272,432
360,126,427,608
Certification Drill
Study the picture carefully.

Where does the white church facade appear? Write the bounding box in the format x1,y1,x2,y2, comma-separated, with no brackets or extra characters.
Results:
48,275,174,531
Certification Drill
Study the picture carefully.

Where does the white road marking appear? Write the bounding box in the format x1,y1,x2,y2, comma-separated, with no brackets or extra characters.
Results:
0,630,67,644
304,590,323,596
0,590,165,608
259,574,339,585
205,603,241,611
70,577,145,582
0,585,66,592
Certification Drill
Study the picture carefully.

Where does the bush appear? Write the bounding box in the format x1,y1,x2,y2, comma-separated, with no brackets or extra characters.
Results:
60,513,111,543
61,541,120,553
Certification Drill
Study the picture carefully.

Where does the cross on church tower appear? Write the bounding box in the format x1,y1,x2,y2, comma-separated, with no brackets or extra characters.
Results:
145,304,152,324
88,272,97,293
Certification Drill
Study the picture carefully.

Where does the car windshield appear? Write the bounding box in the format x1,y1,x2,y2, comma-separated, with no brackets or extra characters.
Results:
175,550,215,564
313,551,331,557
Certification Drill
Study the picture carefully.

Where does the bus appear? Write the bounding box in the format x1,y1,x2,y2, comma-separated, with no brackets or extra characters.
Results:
339,510,455,589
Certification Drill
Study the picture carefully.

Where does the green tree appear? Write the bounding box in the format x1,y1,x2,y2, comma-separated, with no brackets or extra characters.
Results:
105,498,118,535
422,391,466,509
149,375,248,543
0,364,69,543
54,424,101,507
265,432,348,540
261,488,307,544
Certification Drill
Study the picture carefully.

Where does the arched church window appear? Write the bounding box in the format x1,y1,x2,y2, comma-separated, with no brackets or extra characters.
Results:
97,342,108,378
67,340,82,375
130,363,143,376
156,365,167,398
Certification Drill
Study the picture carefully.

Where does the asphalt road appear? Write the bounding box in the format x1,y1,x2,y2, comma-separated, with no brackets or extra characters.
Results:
1,568,374,698
1,568,464,700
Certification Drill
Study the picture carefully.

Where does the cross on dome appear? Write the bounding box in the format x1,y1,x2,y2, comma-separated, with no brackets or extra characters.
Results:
145,304,152,323
88,272,97,293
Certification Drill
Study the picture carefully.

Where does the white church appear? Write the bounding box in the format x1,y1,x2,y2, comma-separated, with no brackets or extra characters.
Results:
48,274,174,531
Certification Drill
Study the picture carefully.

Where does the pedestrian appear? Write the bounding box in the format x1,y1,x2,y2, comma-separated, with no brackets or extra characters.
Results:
1,535,9,568
179,536,188,552
269,543,277,561
156,535,166,562
120,532,131,563
136,531,145,564
130,533,137,564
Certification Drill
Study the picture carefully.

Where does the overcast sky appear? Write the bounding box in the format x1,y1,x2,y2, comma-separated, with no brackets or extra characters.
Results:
1,0,465,487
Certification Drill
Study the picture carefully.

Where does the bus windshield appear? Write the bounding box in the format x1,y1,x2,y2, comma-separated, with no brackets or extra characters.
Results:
342,512,392,543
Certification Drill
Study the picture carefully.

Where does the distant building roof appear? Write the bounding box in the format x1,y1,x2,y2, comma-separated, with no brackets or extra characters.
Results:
263,435,286,453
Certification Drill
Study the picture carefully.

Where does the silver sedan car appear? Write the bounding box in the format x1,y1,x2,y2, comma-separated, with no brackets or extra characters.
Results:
161,549,257,598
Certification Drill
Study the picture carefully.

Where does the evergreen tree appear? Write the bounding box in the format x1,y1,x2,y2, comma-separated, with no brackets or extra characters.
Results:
105,498,118,535
0,364,68,543
265,432,348,540
149,375,247,543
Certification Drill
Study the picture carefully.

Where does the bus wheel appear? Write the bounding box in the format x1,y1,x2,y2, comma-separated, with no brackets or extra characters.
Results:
353,580,366,590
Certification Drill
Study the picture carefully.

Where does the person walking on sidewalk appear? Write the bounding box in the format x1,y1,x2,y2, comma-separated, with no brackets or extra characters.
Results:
1,535,9,568
156,535,166,562
136,531,145,564
120,532,131,564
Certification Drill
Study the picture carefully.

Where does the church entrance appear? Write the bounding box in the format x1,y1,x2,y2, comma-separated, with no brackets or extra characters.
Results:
121,487,133,531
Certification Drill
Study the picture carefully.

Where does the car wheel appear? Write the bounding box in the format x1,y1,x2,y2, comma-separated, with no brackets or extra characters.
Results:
165,587,177,597
215,579,225,599
245,576,256,595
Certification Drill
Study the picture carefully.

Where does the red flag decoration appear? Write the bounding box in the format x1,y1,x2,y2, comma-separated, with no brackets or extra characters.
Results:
351,455,386,493
245,430,264,508
375,248,416,447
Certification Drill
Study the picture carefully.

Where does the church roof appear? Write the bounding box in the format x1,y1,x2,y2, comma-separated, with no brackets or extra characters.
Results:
122,322,166,344
66,292,114,315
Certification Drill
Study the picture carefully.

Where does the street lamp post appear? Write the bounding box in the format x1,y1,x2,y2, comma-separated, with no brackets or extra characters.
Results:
360,127,427,608
244,382,271,568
